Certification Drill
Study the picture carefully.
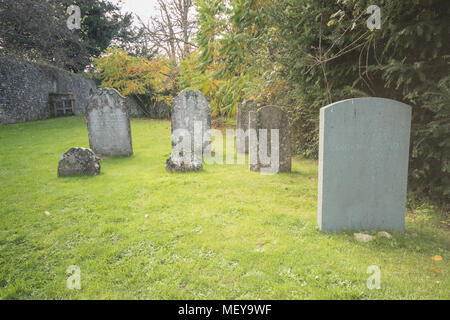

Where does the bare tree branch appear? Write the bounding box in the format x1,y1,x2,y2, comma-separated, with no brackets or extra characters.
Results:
136,0,196,63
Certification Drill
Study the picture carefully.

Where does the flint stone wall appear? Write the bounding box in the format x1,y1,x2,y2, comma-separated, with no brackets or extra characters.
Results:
0,56,96,125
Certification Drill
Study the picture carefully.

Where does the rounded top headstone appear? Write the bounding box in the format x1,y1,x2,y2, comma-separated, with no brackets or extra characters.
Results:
86,88,128,114
172,89,211,113
321,97,412,113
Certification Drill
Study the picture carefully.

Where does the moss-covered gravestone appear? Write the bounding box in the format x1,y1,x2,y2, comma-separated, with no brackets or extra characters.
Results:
166,90,211,172
57,147,100,177
248,105,291,174
86,88,133,157
236,100,264,154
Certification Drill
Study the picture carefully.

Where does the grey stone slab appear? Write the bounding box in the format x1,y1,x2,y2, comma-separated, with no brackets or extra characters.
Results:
166,90,211,172
236,100,264,153
318,97,412,232
86,88,133,157
249,105,291,173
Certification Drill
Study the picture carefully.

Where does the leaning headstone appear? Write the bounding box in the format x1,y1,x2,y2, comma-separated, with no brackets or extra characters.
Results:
249,105,291,173
236,100,264,154
86,88,133,157
57,148,101,177
318,97,412,232
166,90,211,172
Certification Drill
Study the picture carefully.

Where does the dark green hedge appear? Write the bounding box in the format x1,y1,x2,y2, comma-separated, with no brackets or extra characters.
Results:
270,0,449,207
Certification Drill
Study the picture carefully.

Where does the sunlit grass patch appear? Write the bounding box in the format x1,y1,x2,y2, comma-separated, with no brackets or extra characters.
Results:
0,116,448,299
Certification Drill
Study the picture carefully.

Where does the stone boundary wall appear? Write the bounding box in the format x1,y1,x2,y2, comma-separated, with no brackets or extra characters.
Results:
0,55,97,125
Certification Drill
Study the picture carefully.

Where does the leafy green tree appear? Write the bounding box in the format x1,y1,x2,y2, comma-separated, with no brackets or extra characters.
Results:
0,0,137,72
94,47,177,115
76,0,137,60
190,0,448,204
270,0,449,204
187,0,276,117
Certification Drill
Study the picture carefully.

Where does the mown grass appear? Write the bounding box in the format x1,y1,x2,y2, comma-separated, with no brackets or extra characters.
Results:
0,116,448,299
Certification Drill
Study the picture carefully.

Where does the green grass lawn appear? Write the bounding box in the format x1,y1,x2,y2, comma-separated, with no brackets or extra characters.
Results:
0,116,448,299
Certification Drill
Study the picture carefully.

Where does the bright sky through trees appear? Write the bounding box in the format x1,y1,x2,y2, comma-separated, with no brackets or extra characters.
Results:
112,0,159,23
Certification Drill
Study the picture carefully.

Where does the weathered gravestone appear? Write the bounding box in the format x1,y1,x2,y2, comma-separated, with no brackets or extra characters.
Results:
58,147,101,177
318,97,412,232
86,88,133,157
249,105,291,173
236,100,264,154
166,90,211,172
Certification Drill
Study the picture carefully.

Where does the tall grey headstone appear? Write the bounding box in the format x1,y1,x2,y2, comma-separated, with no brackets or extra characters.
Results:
166,90,211,172
236,100,264,154
86,88,133,157
249,105,291,173
318,97,412,232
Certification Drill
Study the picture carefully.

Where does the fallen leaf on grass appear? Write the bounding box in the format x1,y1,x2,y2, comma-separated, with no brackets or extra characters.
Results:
44,211,51,216
429,268,441,273
431,255,443,261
